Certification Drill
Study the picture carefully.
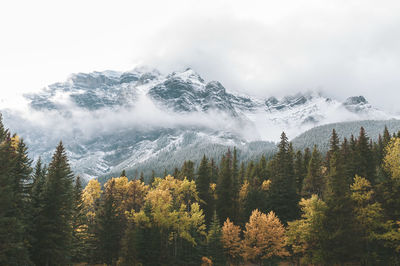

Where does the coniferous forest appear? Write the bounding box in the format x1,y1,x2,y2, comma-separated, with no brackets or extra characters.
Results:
1,112,400,266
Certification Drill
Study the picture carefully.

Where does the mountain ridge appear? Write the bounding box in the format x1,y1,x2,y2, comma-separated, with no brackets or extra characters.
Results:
2,67,399,180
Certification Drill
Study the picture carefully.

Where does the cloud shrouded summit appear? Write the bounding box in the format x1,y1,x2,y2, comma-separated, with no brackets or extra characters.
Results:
1,0,400,112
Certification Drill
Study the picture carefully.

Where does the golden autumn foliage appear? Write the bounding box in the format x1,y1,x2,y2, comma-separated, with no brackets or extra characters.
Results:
11,134,19,150
128,175,206,246
286,195,327,264
261,179,272,191
241,210,288,263
221,218,241,262
82,179,102,223
383,138,400,179
201,256,213,266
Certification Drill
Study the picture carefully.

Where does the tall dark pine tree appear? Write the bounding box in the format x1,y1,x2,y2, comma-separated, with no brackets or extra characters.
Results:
206,212,225,265
196,155,213,225
302,145,323,198
266,132,299,223
355,127,375,183
231,147,240,222
0,118,31,265
71,176,88,263
95,179,123,265
216,150,233,223
294,150,306,194
180,160,195,181
33,141,75,265
322,129,361,264
30,158,48,264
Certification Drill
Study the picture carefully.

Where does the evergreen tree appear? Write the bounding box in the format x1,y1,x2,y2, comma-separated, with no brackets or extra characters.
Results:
71,176,88,263
0,128,31,265
216,151,233,223
206,212,225,265
180,160,195,181
231,147,240,222
294,150,306,194
120,169,126,177
95,179,123,265
196,155,213,226
34,142,75,265
139,171,144,183
321,130,361,264
302,145,324,198
30,158,47,265
266,132,299,223
355,127,376,183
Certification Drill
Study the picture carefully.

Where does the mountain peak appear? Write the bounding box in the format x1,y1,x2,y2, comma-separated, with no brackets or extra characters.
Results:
168,68,205,84
344,96,368,105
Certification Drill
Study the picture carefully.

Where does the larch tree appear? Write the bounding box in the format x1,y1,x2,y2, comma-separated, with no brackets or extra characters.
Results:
241,210,288,265
221,218,241,265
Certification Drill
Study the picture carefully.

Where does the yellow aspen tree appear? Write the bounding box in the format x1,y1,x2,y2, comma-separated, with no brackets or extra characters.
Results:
384,138,400,179
82,179,102,223
241,210,288,265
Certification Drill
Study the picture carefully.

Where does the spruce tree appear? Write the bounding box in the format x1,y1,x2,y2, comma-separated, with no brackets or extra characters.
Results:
302,145,324,198
355,127,375,183
266,132,299,223
34,141,75,265
206,212,225,265
322,130,361,264
95,179,123,265
71,176,88,263
196,155,213,225
231,147,240,222
180,160,195,180
30,158,48,265
216,151,233,223
294,150,306,194
0,129,31,265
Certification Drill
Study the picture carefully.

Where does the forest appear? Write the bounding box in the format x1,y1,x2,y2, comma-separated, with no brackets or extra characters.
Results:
1,112,400,266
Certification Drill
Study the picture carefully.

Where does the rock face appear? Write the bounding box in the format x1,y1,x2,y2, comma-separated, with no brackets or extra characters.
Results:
1,67,397,180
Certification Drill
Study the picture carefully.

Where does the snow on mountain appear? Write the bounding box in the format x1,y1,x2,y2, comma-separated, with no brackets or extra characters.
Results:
1,67,398,180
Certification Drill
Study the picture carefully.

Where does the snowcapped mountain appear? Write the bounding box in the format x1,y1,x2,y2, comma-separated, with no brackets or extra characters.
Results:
1,67,398,180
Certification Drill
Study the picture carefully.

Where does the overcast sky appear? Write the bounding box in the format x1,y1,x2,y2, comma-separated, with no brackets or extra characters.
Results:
1,0,400,111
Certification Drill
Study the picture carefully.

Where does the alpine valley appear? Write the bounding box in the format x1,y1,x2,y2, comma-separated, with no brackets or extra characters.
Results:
1,67,399,181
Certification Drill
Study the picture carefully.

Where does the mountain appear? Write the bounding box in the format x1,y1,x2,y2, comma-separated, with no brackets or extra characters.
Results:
292,119,400,152
1,67,398,180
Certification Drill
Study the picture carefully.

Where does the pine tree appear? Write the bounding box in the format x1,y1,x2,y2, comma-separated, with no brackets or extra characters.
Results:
216,151,233,223
266,132,299,223
355,127,376,183
95,179,123,265
302,146,324,198
120,169,126,177
294,150,306,194
321,130,361,264
71,176,88,263
139,171,144,183
206,212,225,265
34,141,75,265
30,158,47,265
0,127,31,265
232,147,240,222
180,160,195,181
196,155,213,226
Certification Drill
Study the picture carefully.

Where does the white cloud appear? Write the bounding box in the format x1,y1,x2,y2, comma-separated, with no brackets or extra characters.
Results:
1,0,400,112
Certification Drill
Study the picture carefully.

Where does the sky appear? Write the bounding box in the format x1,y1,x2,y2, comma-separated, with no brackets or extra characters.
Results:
1,0,400,111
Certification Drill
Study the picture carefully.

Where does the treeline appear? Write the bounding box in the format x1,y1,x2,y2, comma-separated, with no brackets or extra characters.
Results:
1,113,400,265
